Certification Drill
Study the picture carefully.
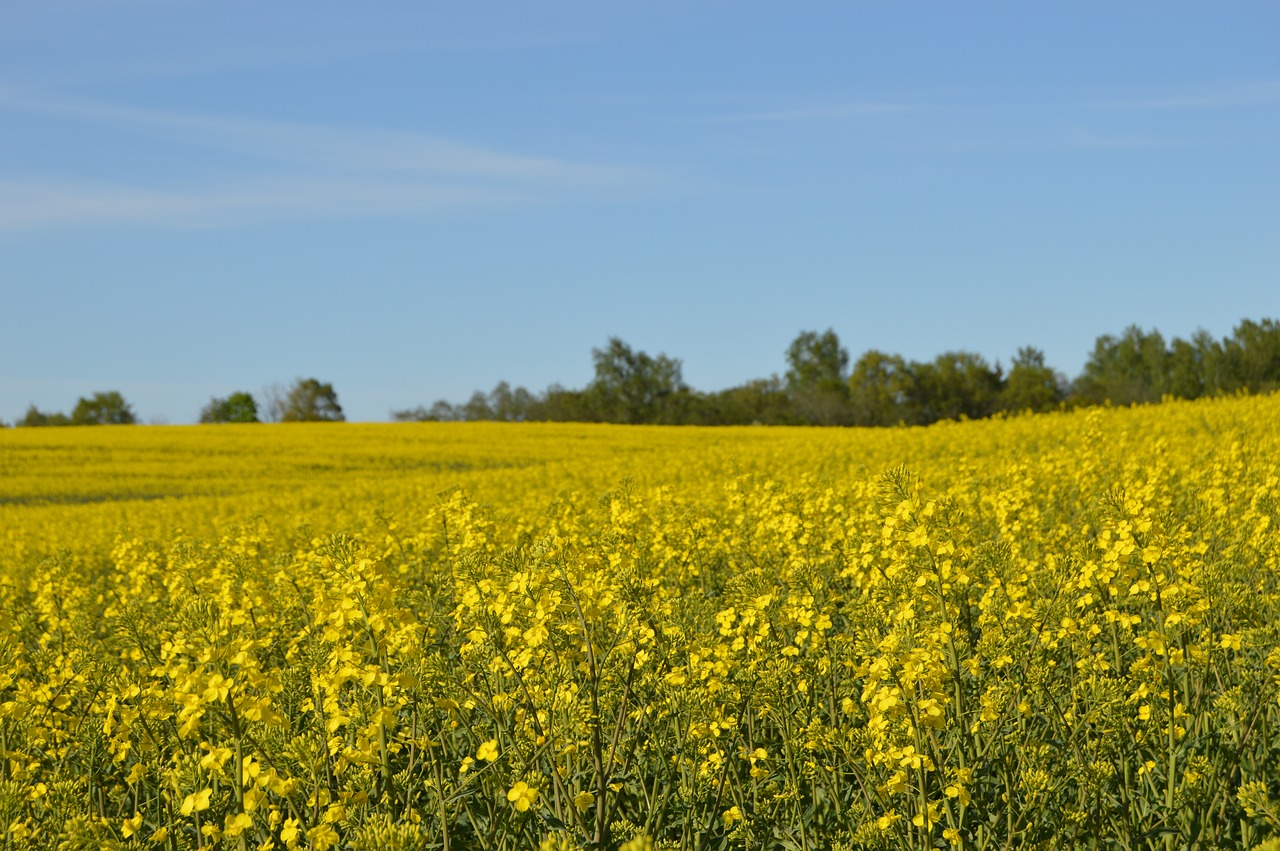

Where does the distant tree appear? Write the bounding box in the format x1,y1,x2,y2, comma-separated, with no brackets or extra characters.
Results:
911,352,1003,423
462,390,494,421
391,405,425,422
17,405,71,427
280,378,345,422
1165,337,1207,400
712,376,795,425
393,381,543,423
785,329,849,391
1001,347,1064,413
391,400,459,422
488,381,538,422
650,385,710,425
1074,326,1169,406
1223,318,1280,393
588,338,686,424
70,391,137,425
487,382,516,421
199,392,260,424
1188,329,1228,396
538,384,595,422
785,329,852,425
672,389,729,426
380,315,1280,428
258,383,287,422
848,350,912,426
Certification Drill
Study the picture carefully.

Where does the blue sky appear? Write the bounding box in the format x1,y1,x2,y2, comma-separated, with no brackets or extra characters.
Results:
2,1,1277,423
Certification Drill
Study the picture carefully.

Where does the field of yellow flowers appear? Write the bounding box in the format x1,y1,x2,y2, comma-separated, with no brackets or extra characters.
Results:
2,395,1280,850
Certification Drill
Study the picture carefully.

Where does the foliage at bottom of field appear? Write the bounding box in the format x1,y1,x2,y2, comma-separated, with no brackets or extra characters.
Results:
2,398,1280,850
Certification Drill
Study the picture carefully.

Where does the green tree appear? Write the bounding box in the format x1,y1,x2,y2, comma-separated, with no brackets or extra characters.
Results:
488,381,537,422
390,405,426,422
1001,347,1063,413
785,329,852,425
911,352,1003,423
391,401,460,422
848,350,911,426
1165,336,1207,399
1074,326,1170,405
785,329,849,391
260,383,286,422
702,377,794,425
588,338,685,424
1223,318,1280,393
280,378,345,422
17,405,71,427
1189,329,1228,396
199,392,260,424
536,384,593,421
462,390,495,421
70,391,137,425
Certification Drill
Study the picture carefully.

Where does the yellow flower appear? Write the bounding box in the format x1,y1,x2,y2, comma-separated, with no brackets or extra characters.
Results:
180,788,212,816
121,812,143,838
477,739,499,762
912,802,940,828
722,805,742,827
573,790,595,811
307,823,341,851
619,837,656,851
224,811,253,837
507,780,539,812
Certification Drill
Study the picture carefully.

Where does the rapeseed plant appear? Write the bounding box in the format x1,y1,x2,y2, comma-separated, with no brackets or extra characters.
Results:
0,395,1277,848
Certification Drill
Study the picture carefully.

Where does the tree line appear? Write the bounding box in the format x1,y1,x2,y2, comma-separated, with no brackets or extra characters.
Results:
6,318,1278,428
393,317,1280,427
9,379,345,427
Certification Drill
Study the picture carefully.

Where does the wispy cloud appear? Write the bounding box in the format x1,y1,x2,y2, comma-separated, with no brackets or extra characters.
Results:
0,3,598,91
0,86,620,179
0,178,533,233
1062,125,1185,150
894,120,1186,156
0,86,644,232
1088,80,1280,111
702,101,912,124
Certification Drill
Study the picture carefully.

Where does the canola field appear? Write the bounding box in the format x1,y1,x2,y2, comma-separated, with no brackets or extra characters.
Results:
2,396,1279,850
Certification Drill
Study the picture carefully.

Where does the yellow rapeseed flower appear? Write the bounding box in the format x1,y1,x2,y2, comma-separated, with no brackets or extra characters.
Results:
180,788,212,816
507,780,539,812
121,812,143,838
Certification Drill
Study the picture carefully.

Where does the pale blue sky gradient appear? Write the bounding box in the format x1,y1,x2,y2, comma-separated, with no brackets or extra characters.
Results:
2,2,1277,422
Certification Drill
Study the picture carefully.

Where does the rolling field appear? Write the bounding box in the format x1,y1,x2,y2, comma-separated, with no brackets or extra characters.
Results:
2,397,1279,850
